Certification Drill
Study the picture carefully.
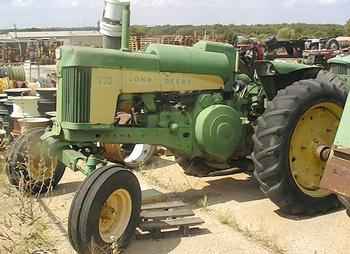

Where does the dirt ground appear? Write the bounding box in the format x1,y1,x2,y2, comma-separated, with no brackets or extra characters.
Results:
1,156,350,254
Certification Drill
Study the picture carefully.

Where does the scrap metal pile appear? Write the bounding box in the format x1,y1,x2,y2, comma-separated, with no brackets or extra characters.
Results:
0,39,62,64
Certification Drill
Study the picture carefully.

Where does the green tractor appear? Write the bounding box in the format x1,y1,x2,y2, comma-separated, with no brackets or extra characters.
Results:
319,54,350,215
6,1,350,253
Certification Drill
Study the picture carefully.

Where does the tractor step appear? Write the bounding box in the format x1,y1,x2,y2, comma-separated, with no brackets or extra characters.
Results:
138,201,204,238
321,147,350,198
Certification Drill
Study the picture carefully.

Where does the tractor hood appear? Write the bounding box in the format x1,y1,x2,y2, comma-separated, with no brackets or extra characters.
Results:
328,55,350,65
57,41,235,84
57,46,159,71
270,60,320,75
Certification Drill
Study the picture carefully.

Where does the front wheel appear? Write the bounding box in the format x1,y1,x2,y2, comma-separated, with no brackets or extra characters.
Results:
68,165,141,254
6,128,65,194
252,71,348,215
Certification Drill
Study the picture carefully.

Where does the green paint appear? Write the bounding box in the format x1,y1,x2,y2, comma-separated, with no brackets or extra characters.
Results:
195,105,243,161
121,4,130,50
328,55,350,65
329,55,350,149
334,94,350,148
86,155,99,175
59,149,87,172
257,60,321,100
271,60,318,75
49,39,321,173
58,40,235,84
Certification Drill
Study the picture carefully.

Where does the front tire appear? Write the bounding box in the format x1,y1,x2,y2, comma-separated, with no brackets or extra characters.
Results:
68,165,141,254
252,71,348,215
6,128,65,194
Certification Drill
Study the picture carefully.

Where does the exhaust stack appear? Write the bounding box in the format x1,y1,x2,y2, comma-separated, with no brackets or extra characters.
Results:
100,0,130,50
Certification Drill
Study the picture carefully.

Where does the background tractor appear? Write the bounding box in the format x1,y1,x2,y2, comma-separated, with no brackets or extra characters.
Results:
5,1,350,253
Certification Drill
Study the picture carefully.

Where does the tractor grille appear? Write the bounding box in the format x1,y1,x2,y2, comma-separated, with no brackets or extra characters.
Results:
330,64,349,75
61,67,91,123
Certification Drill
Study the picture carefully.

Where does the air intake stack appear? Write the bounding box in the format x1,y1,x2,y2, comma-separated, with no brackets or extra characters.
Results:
100,0,130,50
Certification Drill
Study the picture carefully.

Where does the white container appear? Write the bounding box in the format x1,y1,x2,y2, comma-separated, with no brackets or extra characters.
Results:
11,96,40,118
18,118,51,133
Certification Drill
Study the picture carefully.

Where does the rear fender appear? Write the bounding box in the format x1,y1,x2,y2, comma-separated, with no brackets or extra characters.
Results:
256,60,321,100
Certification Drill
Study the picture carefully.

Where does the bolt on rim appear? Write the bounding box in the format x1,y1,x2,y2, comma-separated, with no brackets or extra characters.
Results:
99,188,132,243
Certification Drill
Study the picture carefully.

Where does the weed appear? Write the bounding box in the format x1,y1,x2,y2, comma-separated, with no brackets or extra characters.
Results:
215,209,286,254
0,151,56,254
197,195,208,210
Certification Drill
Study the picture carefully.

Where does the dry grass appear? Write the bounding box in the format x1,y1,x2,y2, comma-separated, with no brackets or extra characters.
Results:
0,160,57,254
197,195,209,211
215,209,286,254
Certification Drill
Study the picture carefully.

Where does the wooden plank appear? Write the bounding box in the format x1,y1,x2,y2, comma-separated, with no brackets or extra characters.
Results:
142,201,186,211
141,208,194,220
140,217,205,231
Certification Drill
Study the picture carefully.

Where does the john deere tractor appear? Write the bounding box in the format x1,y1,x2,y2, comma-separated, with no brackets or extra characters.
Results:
318,54,350,215
6,1,350,253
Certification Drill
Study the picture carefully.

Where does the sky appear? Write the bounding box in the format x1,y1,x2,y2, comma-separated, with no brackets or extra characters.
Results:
0,0,349,29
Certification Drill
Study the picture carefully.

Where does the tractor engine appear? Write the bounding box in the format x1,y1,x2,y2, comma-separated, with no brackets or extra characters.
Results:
53,40,254,175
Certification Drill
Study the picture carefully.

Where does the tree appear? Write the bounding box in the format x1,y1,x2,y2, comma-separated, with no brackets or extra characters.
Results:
277,27,296,40
345,19,350,36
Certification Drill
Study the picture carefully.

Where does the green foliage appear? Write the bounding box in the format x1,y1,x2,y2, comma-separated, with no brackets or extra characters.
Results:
277,27,296,40
345,19,350,36
129,23,346,41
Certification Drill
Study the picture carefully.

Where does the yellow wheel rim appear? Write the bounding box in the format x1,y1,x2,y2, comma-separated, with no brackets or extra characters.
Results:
289,102,342,198
99,189,132,243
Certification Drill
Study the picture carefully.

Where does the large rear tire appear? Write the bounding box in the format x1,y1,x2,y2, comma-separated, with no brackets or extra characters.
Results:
252,71,348,215
68,165,141,254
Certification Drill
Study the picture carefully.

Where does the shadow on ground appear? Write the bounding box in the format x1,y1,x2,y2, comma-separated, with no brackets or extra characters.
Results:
145,157,345,220
126,228,211,254
164,176,266,207
46,181,83,198
145,157,178,170
274,206,345,221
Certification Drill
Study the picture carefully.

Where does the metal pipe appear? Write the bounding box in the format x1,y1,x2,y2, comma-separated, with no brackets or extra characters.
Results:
103,35,121,50
121,3,130,50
